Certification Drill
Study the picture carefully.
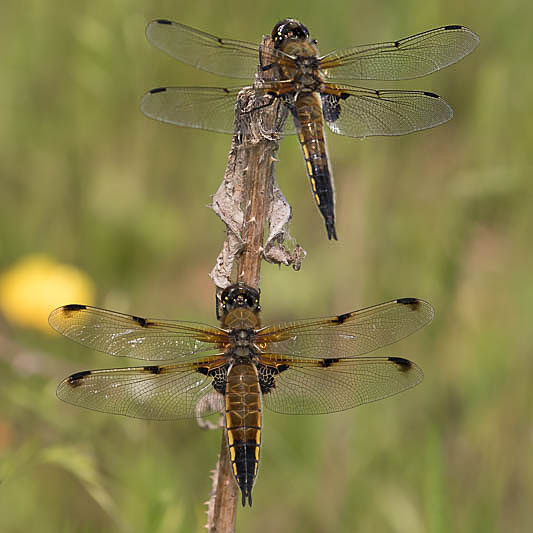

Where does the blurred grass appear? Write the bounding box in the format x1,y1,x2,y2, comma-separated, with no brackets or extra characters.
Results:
1,0,532,531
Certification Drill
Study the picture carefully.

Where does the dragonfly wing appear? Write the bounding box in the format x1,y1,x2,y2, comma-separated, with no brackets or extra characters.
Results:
49,304,227,361
141,86,244,133
146,19,261,79
57,357,227,420
256,297,434,359
321,25,479,81
321,86,452,138
259,355,423,415
141,86,296,136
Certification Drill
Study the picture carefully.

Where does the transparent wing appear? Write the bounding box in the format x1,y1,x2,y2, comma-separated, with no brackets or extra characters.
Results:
256,298,434,359
57,357,226,420
259,355,423,415
146,19,262,79
141,86,242,133
320,25,479,81
49,304,227,361
141,86,296,135
321,86,452,138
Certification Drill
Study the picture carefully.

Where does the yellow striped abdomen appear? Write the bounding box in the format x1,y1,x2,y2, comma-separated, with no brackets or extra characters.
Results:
294,92,337,240
225,362,262,506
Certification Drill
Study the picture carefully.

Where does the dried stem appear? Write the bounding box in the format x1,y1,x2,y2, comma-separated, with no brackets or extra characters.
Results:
207,88,279,533
206,35,303,533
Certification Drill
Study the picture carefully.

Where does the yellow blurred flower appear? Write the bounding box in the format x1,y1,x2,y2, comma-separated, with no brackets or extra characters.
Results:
0,255,94,333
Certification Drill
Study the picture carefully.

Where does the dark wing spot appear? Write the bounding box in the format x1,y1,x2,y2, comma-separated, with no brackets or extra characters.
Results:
388,357,412,371
423,91,439,98
68,370,91,386
321,358,340,368
396,298,421,311
444,24,463,30
397,297,418,305
258,363,289,394
197,366,209,376
322,94,341,122
209,365,229,395
155,19,172,25
143,365,161,374
149,87,167,94
62,304,86,312
132,315,148,327
394,41,400,47
332,312,351,325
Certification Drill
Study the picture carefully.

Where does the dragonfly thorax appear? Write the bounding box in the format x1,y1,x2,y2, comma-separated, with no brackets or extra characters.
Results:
228,328,258,358
290,66,324,93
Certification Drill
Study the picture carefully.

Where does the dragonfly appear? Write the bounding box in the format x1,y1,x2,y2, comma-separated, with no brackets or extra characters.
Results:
141,19,479,240
50,283,434,506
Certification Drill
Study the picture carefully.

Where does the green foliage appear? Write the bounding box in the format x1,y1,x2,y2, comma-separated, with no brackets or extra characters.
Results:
1,0,532,531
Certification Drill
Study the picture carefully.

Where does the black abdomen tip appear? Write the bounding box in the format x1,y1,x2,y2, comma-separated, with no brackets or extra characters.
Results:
326,220,337,240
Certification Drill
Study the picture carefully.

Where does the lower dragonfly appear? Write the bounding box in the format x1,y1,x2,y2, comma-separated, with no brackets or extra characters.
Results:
50,283,434,506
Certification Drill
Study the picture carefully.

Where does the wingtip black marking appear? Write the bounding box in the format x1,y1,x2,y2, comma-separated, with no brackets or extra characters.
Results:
388,357,412,371
62,304,87,312
68,370,91,386
423,91,440,99
149,87,167,94
397,298,421,310
444,24,463,31
155,19,173,25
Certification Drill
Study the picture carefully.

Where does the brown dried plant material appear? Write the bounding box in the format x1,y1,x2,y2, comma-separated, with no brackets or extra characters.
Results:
207,36,305,533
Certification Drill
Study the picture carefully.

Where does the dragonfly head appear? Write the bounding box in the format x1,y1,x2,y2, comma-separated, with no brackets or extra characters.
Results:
272,19,309,47
219,283,261,316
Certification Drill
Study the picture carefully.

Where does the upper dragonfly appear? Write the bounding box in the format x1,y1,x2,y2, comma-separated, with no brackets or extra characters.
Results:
141,19,479,240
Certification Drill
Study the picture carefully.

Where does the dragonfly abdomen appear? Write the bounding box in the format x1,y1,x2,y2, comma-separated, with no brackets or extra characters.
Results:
294,93,337,240
225,362,262,506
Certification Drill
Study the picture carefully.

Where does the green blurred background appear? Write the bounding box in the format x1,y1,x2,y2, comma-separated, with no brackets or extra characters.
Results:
1,0,531,531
